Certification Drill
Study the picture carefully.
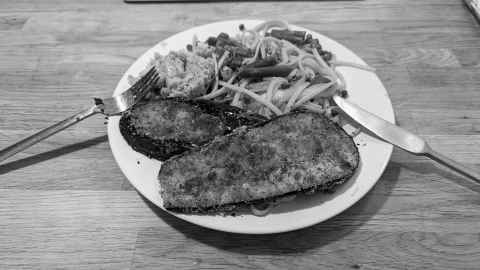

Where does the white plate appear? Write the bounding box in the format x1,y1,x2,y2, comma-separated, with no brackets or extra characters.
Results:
107,20,394,234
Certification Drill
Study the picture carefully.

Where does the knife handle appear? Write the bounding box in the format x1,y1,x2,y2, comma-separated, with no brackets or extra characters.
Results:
425,147,480,183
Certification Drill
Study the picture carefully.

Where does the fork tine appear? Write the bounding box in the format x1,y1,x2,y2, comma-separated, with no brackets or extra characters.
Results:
124,67,160,100
139,69,160,91
133,72,160,101
127,67,158,95
100,67,161,115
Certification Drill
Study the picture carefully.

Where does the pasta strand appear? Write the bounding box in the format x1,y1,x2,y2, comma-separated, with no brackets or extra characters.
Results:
219,81,283,115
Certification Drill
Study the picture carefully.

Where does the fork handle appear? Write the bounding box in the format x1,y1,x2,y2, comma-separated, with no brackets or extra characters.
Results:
425,146,480,183
0,105,100,163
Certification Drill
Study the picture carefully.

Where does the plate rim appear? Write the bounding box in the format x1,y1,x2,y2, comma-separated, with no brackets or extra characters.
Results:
107,19,395,234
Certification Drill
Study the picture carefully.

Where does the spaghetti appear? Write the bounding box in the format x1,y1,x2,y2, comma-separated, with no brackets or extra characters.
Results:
194,21,374,127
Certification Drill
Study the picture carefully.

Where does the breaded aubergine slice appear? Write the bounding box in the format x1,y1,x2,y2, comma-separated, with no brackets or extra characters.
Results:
119,98,267,161
158,112,359,213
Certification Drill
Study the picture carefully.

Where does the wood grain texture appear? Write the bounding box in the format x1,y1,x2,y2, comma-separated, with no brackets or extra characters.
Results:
0,0,479,269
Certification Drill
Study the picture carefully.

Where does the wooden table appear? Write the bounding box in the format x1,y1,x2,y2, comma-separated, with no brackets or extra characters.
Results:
1,0,479,269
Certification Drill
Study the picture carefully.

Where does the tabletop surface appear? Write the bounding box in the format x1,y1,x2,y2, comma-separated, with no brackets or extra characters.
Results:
0,0,479,269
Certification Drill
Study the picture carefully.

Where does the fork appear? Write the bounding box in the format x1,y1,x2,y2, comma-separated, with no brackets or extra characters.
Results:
0,67,160,163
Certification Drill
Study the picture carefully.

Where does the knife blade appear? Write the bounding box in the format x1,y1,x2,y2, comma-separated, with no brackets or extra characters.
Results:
333,95,480,182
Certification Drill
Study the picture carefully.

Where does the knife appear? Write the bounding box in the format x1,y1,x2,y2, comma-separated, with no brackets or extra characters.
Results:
333,95,480,182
